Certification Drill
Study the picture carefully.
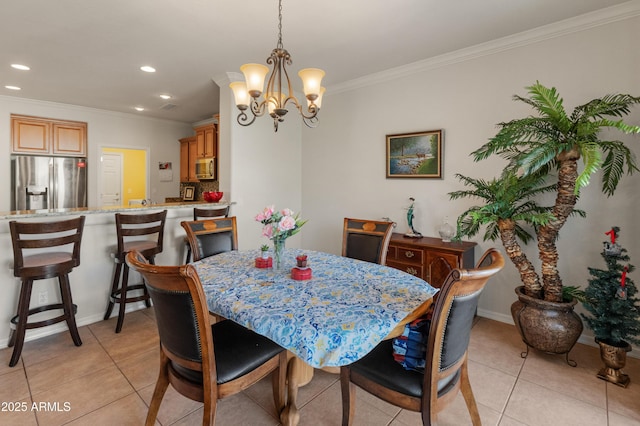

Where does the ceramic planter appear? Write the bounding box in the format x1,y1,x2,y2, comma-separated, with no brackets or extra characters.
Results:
511,286,583,366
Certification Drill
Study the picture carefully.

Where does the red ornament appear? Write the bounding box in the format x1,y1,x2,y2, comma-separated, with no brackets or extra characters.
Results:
616,265,629,300
605,228,616,244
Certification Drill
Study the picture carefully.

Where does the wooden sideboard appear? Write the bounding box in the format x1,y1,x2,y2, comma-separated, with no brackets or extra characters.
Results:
386,233,477,288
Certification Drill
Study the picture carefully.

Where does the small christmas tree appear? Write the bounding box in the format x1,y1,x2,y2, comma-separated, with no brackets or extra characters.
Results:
582,227,640,347
581,227,640,387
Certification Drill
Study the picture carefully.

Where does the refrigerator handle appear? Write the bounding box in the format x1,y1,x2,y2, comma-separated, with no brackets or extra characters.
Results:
50,158,56,209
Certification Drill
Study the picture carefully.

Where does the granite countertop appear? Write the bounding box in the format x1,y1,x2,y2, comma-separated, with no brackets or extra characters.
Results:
0,201,233,220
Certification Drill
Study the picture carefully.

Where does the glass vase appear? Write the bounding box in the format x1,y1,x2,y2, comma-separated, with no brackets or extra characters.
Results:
273,238,286,270
438,217,455,242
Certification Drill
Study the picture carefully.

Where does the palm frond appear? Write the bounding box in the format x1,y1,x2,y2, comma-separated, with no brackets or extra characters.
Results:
575,143,602,193
576,94,640,119
517,143,563,175
600,141,639,196
524,82,571,131
597,118,640,134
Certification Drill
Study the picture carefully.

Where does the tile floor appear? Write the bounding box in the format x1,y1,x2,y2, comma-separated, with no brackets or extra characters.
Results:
1,310,639,426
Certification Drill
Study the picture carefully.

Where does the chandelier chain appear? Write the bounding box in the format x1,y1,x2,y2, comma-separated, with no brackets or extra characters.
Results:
277,0,283,50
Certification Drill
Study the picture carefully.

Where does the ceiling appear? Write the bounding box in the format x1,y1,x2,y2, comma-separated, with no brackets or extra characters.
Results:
0,0,633,124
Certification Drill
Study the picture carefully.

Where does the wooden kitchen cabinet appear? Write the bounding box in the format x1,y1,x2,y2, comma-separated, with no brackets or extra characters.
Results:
179,136,198,182
11,114,87,156
52,121,87,156
386,233,476,288
194,123,216,158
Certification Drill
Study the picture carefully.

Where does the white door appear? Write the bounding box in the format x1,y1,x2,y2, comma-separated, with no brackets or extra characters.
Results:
100,153,123,206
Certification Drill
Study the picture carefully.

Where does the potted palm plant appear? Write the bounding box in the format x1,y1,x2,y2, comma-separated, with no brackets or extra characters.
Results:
450,82,640,358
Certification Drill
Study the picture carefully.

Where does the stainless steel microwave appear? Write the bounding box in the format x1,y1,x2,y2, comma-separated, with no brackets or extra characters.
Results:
195,157,215,180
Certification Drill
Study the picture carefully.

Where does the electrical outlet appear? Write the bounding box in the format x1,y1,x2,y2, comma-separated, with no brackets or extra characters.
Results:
38,291,48,305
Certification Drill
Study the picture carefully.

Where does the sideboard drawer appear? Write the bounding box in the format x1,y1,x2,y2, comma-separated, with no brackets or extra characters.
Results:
396,247,423,264
386,260,424,279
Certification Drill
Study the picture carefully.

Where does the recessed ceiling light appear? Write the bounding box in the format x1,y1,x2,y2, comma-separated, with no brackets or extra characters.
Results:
5,85,21,90
134,106,145,112
11,64,30,71
140,66,156,73
159,94,171,100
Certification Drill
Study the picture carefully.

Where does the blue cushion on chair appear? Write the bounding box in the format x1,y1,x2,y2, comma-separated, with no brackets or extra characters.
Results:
392,317,430,372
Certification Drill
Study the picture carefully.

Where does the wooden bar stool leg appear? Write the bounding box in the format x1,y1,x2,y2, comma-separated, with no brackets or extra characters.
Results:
9,279,34,367
59,274,82,346
115,263,130,333
104,261,122,320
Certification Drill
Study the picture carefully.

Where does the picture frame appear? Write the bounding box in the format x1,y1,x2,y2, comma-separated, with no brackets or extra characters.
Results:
182,186,195,201
386,129,443,178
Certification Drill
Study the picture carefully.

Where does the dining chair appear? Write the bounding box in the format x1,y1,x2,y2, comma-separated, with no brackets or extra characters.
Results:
104,210,167,333
184,206,231,262
342,218,394,265
181,216,238,262
8,216,85,367
125,250,286,426
340,248,505,426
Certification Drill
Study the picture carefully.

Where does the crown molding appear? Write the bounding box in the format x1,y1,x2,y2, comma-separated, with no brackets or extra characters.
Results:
329,1,640,94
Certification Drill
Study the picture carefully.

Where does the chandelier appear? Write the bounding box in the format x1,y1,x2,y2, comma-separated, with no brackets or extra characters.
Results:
229,0,325,132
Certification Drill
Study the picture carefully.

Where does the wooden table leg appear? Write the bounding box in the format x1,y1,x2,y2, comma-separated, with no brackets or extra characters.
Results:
279,352,317,426
280,356,301,426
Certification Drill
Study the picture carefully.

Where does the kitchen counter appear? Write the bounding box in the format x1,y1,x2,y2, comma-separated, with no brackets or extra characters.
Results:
0,201,232,220
0,201,234,350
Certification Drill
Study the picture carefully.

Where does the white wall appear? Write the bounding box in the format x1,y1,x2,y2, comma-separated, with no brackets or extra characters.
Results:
0,96,193,210
216,75,304,251
301,14,640,338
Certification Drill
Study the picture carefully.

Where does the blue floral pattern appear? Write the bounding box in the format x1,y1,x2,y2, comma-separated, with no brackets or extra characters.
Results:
193,249,438,368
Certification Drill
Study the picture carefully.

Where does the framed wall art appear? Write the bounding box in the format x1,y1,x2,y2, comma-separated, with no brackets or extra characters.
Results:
182,185,195,201
386,129,443,178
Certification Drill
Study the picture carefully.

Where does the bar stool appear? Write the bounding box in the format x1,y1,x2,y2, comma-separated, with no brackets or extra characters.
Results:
184,205,230,263
104,210,167,333
8,216,85,367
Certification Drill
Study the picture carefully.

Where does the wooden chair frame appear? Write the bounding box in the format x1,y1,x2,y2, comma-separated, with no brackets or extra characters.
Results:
340,249,505,425
181,216,238,262
184,206,231,263
341,218,394,265
126,251,286,426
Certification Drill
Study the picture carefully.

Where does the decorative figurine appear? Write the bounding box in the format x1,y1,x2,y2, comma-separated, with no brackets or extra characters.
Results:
405,197,422,238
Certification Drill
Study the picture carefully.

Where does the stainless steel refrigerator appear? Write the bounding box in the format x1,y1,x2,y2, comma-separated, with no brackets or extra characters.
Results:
11,155,88,210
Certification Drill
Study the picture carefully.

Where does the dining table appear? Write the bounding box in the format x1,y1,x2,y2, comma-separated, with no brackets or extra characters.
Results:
192,248,438,425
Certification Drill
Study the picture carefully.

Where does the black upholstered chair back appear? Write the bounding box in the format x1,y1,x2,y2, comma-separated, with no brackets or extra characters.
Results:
342,218,394,265
126,251,212,370
181,217,238,262
436,277,481,370
147,277,202,363
423,249,505,400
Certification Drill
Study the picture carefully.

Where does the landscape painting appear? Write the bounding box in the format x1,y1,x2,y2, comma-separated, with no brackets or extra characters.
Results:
386,129,442,178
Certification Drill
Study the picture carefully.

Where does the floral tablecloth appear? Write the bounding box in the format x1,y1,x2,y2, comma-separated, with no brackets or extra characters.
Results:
192,249,438,368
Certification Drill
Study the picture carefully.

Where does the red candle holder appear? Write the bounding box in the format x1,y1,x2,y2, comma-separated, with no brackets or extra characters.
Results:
296,254,308,268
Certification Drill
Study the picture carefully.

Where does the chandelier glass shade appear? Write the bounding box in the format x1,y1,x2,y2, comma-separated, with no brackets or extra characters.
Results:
229,0,325,132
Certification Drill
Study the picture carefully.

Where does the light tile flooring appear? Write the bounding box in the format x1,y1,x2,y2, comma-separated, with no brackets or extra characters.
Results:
1,310,639,426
